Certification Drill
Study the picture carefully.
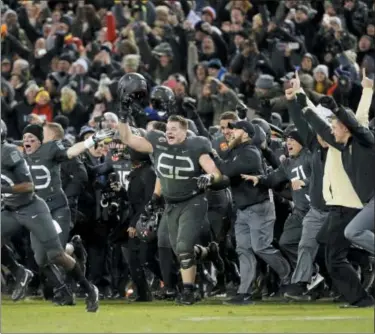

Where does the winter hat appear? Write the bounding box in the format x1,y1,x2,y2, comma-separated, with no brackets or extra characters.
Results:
152,42,173,57
207,58,222,70
255,74,278,89
313,65,329,78
284,126,304,146
59,52,74,64
79,126,95,140
23,124,44,143
35,89,50,104
202,6,216,20
60,15,72,29
54,115,70,130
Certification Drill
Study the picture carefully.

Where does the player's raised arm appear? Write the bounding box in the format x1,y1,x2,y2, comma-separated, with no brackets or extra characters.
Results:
118,122,153,153
117,73,153,154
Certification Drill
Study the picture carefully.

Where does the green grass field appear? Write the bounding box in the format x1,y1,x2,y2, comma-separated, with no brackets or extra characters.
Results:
1,297,374,333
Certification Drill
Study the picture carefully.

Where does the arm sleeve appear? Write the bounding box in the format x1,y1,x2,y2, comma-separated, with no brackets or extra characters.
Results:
261,147,281,169
51,141,69,162
214,148,261,177
7,150,33,183
355,87,373,127
287,99,316,150
258,163,288,189
335,107,375,147
303,109,343,150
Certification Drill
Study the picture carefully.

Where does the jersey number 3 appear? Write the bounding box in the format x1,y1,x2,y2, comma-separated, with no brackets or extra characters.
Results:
157,153,194,180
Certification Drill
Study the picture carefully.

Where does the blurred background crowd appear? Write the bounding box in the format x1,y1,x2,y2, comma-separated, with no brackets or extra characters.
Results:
2,0,375,140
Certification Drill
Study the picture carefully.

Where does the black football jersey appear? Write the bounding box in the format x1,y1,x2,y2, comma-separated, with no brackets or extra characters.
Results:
147,130,212,202
24,141,69,210
110,156,132,190
1,142,34,209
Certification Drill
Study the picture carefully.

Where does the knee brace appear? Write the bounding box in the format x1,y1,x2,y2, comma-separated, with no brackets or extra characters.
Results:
178,253,196,270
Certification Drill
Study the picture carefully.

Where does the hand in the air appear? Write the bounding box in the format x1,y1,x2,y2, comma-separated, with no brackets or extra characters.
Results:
241,174,259,186
119,95,133,122
361,68,374,89
319,95,338,112
196,174,214,189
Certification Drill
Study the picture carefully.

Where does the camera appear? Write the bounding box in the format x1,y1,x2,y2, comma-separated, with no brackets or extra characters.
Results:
108,172,119,184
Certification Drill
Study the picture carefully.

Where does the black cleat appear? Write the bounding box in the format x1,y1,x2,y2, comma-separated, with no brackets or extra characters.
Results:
176,289,196,305
207,242,225,274
53,285,76,306
154,287,177,300
284,283,314,301
223,293,254,305
207,284,226,297
12,267,34,301
86,285,99,313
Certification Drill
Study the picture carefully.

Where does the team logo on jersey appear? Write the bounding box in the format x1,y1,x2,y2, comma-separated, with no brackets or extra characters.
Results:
158,137,167,143
220,142,229,151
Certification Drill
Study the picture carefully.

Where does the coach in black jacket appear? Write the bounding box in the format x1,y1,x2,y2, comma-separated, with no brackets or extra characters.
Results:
213,120,290,305
303,101,374,308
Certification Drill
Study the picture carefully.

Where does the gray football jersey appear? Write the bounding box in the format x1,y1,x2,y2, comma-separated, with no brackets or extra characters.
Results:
1,142,34,209
147,130,212,202
24,141,69,210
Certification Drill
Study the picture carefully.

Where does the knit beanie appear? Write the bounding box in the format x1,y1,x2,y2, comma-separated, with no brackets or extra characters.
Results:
23,124,44,143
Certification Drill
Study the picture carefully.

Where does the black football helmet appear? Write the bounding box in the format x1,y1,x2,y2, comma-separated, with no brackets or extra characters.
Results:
150,85,176,118
117,73,148,114
1,119,7,143
136,209,163,243
251,118,271,144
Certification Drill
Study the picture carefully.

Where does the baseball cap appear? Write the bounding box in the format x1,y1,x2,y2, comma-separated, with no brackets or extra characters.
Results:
228,121,255,137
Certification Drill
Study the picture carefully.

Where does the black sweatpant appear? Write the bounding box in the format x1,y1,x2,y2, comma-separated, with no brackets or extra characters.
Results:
317,206,370,305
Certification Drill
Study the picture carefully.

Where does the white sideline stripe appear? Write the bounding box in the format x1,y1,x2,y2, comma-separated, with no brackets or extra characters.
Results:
182,316,369,322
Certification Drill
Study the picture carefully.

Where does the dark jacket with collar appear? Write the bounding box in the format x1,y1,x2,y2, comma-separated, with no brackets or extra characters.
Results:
213,141,269,209
304,106,375,204
287,99,328,211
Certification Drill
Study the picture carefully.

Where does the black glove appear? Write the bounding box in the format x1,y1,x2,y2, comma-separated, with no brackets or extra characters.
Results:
296,93,307,108
118,95,132,122
236,102,248,119
319,95,338,112
182,97,198,119
197,174,214,189
145,194,163,215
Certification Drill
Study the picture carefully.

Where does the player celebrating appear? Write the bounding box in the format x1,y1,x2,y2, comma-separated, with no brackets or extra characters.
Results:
117,73,223,305
1,120,99,312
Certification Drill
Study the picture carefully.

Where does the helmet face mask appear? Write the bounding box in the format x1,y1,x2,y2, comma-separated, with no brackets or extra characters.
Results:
150,86,176,119
118,73,148,116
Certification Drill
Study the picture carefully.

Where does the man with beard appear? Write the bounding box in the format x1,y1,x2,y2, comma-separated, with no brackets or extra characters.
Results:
1,120,99,312
22,122,112,304
212,120,291,305
117,73,224,304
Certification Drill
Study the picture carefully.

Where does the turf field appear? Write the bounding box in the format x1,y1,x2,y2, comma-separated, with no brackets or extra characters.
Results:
1,297,374,333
